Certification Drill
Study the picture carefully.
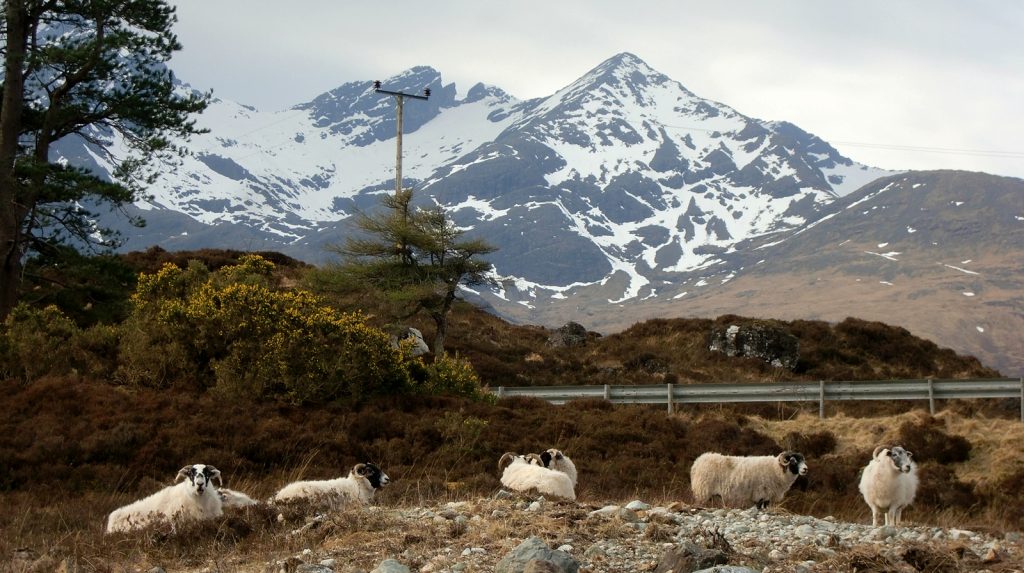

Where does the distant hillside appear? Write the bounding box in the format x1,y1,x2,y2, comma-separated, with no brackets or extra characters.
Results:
482,171,1023,377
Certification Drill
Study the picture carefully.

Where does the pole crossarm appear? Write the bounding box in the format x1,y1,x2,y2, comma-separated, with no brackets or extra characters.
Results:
375,87,430,100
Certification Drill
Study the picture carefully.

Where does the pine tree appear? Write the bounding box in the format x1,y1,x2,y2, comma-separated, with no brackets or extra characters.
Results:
332,188,496,359
0,0,208,319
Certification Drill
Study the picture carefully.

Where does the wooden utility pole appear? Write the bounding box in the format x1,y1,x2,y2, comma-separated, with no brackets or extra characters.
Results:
373,81,430,196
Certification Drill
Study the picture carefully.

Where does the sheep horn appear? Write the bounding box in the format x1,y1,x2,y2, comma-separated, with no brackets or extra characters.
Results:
498,452,516,472
206,466,222,486
175,466,193,483
872,446,887,458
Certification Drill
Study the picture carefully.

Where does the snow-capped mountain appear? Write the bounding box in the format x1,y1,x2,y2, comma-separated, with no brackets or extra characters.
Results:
91,53,888,299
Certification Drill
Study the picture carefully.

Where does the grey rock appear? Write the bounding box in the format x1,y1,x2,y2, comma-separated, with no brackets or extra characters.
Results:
391,326,429,357
625,500,651,511
370,559,410,573
495,536,580,573
296,566,334,573
688,564,761,568
654,542,729,573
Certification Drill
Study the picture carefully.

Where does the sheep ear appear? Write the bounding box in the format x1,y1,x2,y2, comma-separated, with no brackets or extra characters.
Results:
175,466,192,483
207,466,222,486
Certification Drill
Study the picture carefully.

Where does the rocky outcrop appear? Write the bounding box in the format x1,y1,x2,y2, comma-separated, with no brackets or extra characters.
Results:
547,322,590,348
708,321,800,369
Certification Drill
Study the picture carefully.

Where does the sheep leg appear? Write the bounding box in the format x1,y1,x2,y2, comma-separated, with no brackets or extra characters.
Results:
884,507,895,526
893,506,903,527
870,506,880,527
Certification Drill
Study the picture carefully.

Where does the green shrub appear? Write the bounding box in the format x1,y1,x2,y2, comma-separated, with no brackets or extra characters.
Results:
418,353,492,401
1,304,78,381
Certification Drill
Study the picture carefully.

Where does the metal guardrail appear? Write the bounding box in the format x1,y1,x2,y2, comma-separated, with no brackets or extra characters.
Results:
492,377,1024,420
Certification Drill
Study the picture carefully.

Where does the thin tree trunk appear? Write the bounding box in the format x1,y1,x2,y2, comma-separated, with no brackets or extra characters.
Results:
0,0,30,320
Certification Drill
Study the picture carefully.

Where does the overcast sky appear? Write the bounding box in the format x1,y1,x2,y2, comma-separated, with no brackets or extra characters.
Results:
169,1,1024,179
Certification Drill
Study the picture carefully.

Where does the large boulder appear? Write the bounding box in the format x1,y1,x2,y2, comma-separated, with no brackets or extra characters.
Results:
547,322,590,348
708,321,799,369
391,326,430,357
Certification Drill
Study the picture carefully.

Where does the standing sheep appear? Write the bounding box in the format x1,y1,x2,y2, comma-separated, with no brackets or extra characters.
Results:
690,451,808,509
498,452,576,501
271,462,390,509
858,445,918,527
106,464,223,533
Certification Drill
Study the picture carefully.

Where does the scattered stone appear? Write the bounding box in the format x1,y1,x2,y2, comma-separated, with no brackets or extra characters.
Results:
296,565,333,573
626,500,651,511
370,559,410,573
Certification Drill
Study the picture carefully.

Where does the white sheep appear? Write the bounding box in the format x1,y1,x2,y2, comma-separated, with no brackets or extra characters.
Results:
271,462,390,509
858,445,918,527
541,448,577,488
690,450,808,509
106,464,224,533
219,487,259,508
498,452,576,501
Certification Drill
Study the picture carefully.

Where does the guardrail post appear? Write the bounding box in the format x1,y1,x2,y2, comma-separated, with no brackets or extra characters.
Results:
927,378,935,415
497,386,504,399
819,380,825,419
604,384,611,401
667,383,674,415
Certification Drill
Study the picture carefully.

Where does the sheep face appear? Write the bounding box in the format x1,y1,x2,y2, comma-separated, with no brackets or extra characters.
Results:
777,451,808,476
355,463,390,489
882,446,915,473
175,464,222,496
541,448,566,467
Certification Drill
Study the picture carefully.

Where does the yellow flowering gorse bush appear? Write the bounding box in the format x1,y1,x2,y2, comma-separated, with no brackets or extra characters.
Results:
121,255,411,403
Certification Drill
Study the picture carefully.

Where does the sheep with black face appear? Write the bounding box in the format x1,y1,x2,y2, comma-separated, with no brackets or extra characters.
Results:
271,462,390,509
690,451,808,510
859,445,918,527
106,464,224,533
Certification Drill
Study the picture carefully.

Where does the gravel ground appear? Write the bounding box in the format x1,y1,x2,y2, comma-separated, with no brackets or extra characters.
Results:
249,496,1024,573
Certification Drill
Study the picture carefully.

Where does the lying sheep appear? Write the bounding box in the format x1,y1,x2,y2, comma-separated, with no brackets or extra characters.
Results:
498,452,576,501
858,445,918,527
271,462,390,509
690,451,808,509
106,464,223,533
541,448,577,488
219,487,259,508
